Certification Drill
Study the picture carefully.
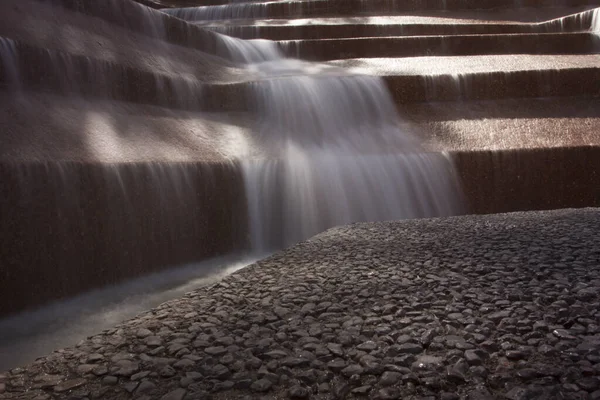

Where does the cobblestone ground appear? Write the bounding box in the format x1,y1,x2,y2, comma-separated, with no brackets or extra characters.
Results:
2,209,600,400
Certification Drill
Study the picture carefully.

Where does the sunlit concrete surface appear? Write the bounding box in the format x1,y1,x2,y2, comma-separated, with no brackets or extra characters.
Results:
403,97,600,152
331,54,600,76
0,92,254,162
196,7,600,27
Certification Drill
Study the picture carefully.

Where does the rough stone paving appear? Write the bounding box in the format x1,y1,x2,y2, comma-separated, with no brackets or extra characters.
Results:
2,208,600,400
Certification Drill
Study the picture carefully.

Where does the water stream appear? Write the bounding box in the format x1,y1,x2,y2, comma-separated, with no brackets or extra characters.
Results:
0,255,259,371
240,58,462,250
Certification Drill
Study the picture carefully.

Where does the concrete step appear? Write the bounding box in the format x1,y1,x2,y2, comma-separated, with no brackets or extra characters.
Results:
400,96,600,152
5,89,599,162
0,0,243,84
453,146,600,214
134,0,167,9
165,0,600,21
9,88,573,164
22,0,236,58
330,54,600,102
137,0,250,7
142,0,600,8
280,32,598,61
408,95,600,214
200,7,599,39
0,38,250,112
0,91,253,163
5,40,597,110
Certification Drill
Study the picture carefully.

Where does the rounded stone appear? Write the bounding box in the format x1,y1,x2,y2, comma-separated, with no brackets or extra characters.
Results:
288,385,309,399
251,378,273,392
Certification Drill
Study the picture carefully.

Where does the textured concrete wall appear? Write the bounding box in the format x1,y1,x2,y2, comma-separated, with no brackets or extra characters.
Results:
385,69,600,103
0,161,247,316
454,146,600,214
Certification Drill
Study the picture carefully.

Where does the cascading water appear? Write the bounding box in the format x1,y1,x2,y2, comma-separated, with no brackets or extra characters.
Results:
160,4,464,252
592,8,599,32
237,59,463,251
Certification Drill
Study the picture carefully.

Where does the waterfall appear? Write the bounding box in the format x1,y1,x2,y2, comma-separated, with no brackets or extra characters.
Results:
160,4,464,251
240,58,463,251
243,151,462,251
592,8,600,32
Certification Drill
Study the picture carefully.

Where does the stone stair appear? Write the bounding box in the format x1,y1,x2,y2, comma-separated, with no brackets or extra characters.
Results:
164,0,600,20
182,0,600,215
198,8,599,39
